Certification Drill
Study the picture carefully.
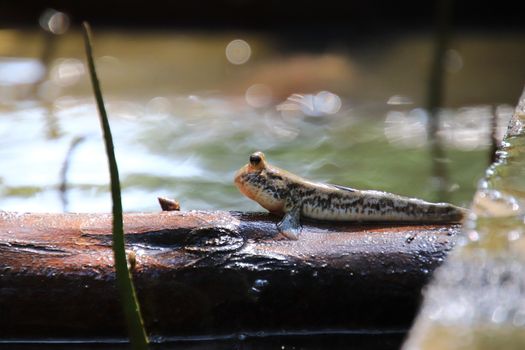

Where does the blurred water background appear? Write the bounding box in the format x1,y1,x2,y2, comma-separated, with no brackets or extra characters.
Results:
403,91,525,350
0,9,524,214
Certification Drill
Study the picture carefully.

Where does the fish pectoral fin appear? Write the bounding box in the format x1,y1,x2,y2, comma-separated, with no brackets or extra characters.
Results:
276,205,302,240
330,184,357,192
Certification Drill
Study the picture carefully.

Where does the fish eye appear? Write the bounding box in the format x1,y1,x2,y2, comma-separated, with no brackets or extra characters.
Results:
249,154,261,166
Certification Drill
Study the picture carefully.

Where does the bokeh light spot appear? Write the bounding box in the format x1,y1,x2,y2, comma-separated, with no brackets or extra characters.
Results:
146,96,172,115
387,95,414,105
39,9,70,35
314,91,342,115
50,58,85,87
278,91,341,117
225,39,251,65
245,84,272,108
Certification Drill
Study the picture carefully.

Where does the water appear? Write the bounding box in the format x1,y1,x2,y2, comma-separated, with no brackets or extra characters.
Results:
0,96,507,213
403,95,525,349
1,29,522,214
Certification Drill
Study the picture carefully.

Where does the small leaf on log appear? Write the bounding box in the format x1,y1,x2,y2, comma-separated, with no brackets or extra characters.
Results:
158,197,181,211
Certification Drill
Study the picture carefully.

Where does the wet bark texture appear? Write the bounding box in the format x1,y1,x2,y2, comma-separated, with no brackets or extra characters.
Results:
0,210,460,338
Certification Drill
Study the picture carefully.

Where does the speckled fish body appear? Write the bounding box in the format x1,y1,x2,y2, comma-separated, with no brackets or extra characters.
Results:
234,152,466,223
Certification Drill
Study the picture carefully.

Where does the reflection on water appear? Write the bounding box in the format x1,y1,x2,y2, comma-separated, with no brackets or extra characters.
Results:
385,106,512,150
0,58,45,86
277,91,342,117
387,95,414,106
0,94,506,213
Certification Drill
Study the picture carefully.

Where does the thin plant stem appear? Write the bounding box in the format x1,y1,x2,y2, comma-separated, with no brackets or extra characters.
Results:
59,135,86,212
82,21,149,350
427,0,453,202
489,106,499,164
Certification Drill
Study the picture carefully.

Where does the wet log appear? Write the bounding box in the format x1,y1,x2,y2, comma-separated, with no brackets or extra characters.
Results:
0,210,460,339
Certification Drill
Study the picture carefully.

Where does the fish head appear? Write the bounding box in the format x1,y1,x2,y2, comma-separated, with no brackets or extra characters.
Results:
234,151,286,214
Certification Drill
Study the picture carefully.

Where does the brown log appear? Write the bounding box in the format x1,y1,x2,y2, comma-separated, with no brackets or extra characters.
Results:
0,210,460,339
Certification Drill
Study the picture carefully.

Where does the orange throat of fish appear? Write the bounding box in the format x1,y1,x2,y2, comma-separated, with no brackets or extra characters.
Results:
234,166,285,214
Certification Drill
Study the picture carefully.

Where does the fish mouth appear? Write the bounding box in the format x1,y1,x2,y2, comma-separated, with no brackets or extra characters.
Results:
234,166,260,201
234,165,248,187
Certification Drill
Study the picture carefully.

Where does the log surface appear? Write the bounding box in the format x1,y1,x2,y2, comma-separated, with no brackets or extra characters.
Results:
0,210,460,338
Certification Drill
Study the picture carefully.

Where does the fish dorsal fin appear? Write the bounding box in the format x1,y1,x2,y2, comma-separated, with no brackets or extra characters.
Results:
331,184,357,192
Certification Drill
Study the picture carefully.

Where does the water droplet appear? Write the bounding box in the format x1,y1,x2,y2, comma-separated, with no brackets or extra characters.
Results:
253,279,269,289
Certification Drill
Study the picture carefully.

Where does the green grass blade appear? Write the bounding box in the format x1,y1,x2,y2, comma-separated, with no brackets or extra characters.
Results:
82,21,149,350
